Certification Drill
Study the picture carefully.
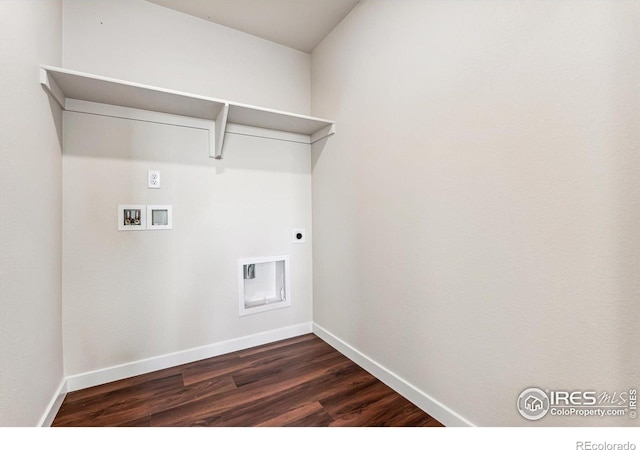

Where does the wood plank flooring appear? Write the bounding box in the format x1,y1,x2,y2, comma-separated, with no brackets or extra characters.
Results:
52,334,443,427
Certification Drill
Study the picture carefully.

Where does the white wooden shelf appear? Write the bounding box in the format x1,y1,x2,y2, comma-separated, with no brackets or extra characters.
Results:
40,65,335,159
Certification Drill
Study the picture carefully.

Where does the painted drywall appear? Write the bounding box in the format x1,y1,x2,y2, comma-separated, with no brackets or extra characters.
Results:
0,0,64,426
61,1,312,377
63,0,310,115
311,0,639,426
63,114,312,376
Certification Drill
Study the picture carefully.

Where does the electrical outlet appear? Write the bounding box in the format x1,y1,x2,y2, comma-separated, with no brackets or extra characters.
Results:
148,170,160,189
292,228,306,243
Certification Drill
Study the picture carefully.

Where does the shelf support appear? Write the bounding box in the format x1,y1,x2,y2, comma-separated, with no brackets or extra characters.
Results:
310,124,336,144
40,67,66,109
212,103,229,159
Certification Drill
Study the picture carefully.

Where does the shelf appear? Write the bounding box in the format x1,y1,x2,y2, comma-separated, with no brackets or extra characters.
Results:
40,65,335,159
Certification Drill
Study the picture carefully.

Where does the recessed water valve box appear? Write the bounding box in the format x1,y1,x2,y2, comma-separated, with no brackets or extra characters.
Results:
118,205,146,231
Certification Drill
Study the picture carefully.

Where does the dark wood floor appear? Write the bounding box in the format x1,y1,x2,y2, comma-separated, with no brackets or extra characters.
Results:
53,334,443,427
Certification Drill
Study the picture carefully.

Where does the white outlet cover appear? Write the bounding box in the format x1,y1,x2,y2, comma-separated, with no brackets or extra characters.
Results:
292,228,306,243
148,170,160,189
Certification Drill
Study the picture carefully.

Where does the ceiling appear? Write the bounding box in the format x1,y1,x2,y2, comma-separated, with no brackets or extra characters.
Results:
145,0,360,53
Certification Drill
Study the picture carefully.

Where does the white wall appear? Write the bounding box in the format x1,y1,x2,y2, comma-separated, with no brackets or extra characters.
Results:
0,1,64,426
63,0,310,115
62,1,312,377
311,0,640,426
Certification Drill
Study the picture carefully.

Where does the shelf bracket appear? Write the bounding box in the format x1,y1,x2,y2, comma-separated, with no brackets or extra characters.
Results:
212,103,229,159
310,124,336,144
40,67,66,109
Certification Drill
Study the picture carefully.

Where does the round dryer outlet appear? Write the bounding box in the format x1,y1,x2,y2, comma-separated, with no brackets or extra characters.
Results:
292,228,306,243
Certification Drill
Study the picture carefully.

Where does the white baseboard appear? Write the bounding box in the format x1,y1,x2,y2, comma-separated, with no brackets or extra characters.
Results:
66,322,312,392
312,323,475,427
52,321,471,427
38,378,68,427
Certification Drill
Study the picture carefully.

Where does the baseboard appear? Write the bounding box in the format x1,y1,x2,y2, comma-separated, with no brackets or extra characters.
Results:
57,321,471,427
312,323,475,427
38,378,68,427
66,322,313,392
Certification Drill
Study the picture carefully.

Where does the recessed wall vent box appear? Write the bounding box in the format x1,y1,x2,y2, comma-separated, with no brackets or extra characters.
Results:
238,255,291,316
147,205,172,230
118,205,146,231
